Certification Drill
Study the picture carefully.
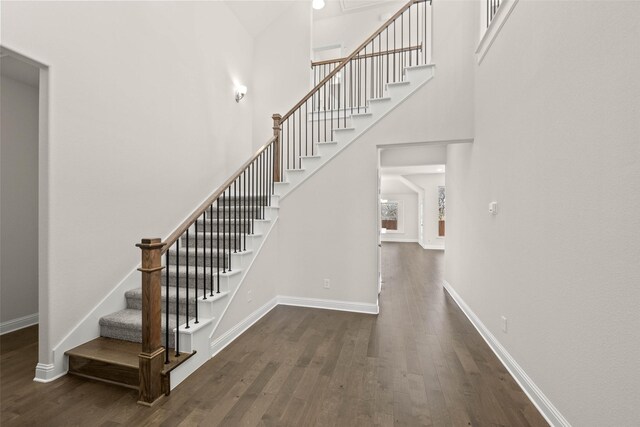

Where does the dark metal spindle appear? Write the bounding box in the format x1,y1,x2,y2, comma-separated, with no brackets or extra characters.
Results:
175,239,180,357
393,20,396,81
201,211,206,301
165,251,170,363
185,228,190,329
212,203,218,296
323,73,327,142
298,109,302,168
226,188,232,272
243,170,247,251
233,181,238,254
221,192,226,274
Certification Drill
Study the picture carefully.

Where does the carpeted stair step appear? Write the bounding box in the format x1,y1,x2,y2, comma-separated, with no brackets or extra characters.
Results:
218,195,269,206
168,246,253,268
193,220,253,233
164,264,242,287
204,205,268,219
180,232,262,249
99,308,192,350
125,286,198,315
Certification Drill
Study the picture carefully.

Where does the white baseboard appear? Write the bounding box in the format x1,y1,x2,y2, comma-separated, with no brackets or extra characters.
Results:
278,295,379,315
0,313,38,335
210,296,279,358
34,363,66,383
442,280,570,427
381,238,419,243
420,242,445,250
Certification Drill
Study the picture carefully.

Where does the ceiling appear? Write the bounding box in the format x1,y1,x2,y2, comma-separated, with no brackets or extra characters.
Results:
380,164,445,176
224,1,294,38
314,0,404,20
0,54,39,87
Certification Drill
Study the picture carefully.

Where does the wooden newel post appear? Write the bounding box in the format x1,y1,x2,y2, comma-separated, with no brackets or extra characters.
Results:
136,238,165,406
272,113,282,182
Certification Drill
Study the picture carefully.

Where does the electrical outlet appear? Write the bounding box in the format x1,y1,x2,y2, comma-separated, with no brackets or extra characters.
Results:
247,290,253,302
501,316,507,333
323,279,330,289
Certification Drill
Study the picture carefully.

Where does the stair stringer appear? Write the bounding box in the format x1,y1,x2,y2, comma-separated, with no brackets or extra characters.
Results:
276,64,435,202
167,209,280,390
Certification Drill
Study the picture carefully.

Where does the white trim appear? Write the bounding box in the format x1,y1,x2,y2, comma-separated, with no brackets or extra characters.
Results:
442,280,571,427
209,296,279,358
208,216,280,340
277,295,379,315
34,363,66,383
419,243,444,250
475,0,520,64
381,238,418,243
0,313,38,335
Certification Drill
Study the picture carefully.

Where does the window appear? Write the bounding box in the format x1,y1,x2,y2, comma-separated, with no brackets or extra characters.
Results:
381,201,401,232
438,186,445,237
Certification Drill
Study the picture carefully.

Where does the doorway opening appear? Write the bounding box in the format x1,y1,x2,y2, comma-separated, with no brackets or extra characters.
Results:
0,46,50,380
376,144,447,296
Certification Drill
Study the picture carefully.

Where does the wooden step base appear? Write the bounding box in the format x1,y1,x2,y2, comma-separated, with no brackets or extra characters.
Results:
66,337,140,389
65,337,196,396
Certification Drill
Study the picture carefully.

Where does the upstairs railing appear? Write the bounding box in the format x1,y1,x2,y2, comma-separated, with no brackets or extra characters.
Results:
273,0,432,173
136,0,431,405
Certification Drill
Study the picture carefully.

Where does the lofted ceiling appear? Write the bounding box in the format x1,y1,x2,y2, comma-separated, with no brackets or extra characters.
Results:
314,0,405,20
224,1,295,38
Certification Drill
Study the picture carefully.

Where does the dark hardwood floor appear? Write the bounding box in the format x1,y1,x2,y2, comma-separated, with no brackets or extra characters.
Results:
0,243,548,426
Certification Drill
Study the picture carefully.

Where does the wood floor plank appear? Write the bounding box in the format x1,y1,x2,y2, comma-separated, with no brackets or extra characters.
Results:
0,243,548,426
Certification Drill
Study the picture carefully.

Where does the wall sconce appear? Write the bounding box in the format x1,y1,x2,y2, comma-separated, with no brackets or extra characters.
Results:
312,0,325,10
235,85,247,103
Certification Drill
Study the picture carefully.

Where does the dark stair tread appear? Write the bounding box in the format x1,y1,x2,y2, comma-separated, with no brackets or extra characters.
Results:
65,336,140,368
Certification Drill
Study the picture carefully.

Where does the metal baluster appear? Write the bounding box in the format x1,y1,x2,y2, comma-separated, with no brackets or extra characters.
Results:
424,1,427,63
185,228,190,329
212,203,218,296
416,3,419,65
221,192,226,275
175,239,180,357
243,170,247,252
393,20,396,81
201,211,206,301
323,71,327,142
298,109,302,168
165,251,170,363
234,181,238,254
226,188,232,272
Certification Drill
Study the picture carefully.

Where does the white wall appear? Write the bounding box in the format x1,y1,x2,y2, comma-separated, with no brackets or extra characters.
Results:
405,173,444,248
0,75,39,327
445,1,640,425
357,0,477,146
380,144,447,167
274,0,476,310
252,2,312,149
380,192,418,242
1,1,256,366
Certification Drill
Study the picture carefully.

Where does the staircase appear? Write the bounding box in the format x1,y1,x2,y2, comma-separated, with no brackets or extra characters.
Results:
64,0,433,405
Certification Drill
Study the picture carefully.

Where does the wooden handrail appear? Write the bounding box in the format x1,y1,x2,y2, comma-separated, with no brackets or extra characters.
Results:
311,43,422,67
280,0,428,123
161,136,277,253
